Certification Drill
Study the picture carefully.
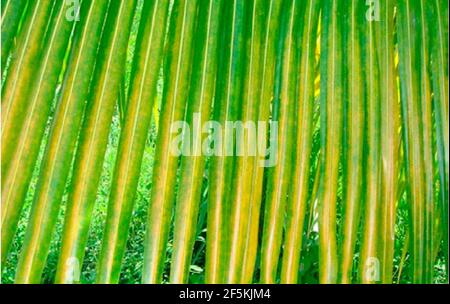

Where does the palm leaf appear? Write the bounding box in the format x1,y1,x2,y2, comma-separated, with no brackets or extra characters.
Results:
2,0,75,271
280,0,320,284
240,0,283,283
339,0,365,284
170,0,223,284
52,0,109,283
360,0,382,284
259,0,298,284
204,0,245,284
1,0,28,70
0,0,447,285
428,0,449,280
96,0,170,284
226,0,264,284
318,0,344,284
37,0,137,284
397,0,427,283
142,0,198,284
377,0,401,284
1,0,54,183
